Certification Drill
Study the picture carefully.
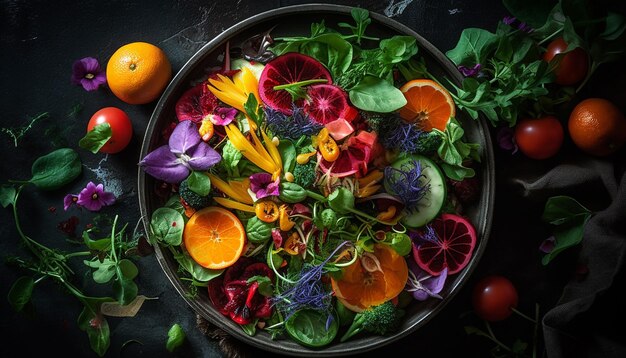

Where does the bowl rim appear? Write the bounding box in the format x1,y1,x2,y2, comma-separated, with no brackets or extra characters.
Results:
138,4,495,356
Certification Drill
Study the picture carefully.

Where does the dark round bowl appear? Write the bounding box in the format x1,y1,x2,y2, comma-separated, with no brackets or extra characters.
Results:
138,4,495,356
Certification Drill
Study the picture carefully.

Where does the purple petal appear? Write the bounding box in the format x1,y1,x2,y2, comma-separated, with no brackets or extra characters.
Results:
139,145,189,183
539,236,556,253
249,173,273,192
502,16,516,25
497,127,518,153
423,267,447,293
99,191,117,206
264,179,280,196
210,107,237,126
80,57,101,73
186,142,222,170
80,78,100,91
64,194,78,211
256,188,270,200
169,120,202,155
413,290,429,301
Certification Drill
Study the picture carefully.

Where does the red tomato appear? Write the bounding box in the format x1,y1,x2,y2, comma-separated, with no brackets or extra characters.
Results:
472,275,518,322
514,116,564,159
87,107,133,154
543,37,588,85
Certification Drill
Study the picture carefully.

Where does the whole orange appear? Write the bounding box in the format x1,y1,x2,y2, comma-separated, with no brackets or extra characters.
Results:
568,98,626,156
106,42,172,104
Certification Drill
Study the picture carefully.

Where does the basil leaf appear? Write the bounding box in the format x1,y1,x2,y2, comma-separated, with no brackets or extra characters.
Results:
541,196,592,265
187,171,211,196
349,76,407,113
285,309,338,348
278,140,297,174
0,185,16,208
29,148,82,190
150,207,184,246
79,123,112,154
328,187,355,214
8,276,34,312
246,216,273,244
446,28,498,66
166,324,186,352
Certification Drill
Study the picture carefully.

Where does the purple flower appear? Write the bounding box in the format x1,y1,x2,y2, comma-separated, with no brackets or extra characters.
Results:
409,225,439,245
71,57,107,91
76,182,116,212
63,194,79,211
210,107,237,126
457,63,482,77
139,120,222,183
496,127,518,154
249,172,280,200
518,22,534,33
405,260,447,301
539,236,556,254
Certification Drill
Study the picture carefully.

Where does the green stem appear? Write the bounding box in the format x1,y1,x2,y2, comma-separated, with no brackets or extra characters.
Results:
273,79,328,91
485,321,514,353
347,207,395,226
8,179,30,185
110,215,119,262
576,61,599,93
64,251,92,259
306,190,327,202
538,28,563,46
511,307,537,324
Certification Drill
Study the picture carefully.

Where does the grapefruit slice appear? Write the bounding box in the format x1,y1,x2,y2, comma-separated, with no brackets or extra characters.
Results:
303,84,349,125
399,79,455,131
413,213,476,275
258,53,332,115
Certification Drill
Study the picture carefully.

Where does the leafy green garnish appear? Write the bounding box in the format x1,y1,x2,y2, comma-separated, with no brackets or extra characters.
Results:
541,195,592,265
79,122,112,154
433,119,480,181
166,323,186,352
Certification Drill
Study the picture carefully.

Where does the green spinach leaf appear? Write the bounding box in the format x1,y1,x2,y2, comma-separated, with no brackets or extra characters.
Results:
187,171,211,196
541,196,592,265
78,123,112,154
349,76,407,113
166,323,186,352
29,148,82,190
7,276,34,312
150,207,185,246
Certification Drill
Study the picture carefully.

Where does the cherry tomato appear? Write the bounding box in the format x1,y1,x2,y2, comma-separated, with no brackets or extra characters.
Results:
543,37,589,86
514,116,564,159
472,275,518,322
87,107,133,154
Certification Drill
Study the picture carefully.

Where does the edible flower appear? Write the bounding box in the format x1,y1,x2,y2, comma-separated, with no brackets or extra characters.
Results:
207,67,260,113
249,173,280,200
279,205,296,231
207,174,255,212
496,126,518,154
255,200,280,223
405,260,447,301
265,105,323,141
224,124,282,178
198,107,237,141
139,120,222,183
384,160,430,212
71,57,107,92
66,182,116,212
457,63,482,77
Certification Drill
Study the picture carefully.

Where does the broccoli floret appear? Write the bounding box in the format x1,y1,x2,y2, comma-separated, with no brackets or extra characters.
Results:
414,131,443,155
340,301,404,342
293,161,317,189
179,179,211,209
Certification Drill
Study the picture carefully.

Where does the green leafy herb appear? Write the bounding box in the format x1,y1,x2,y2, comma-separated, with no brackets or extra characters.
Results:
383,232,412,256
0,185,17,208
187,171,211,196
348,76,407,113
79,123,112,154
541,195,592,265
78,299,112,357
1,112,49,147
285,309,338,348
247,275,274,297
278,140,297,174
243,93,265,129
246,216,273,244
172,248,223,282
166,323,186,352
337,8,374,44
7,276,35,312
433,119,480,180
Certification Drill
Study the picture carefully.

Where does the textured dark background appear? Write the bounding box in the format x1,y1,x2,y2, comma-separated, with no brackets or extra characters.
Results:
1,0,624,357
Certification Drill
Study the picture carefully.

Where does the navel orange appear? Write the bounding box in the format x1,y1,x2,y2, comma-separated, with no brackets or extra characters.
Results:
568,98,626,156
106,42,172,104
183,206,246,270
399,79,455,131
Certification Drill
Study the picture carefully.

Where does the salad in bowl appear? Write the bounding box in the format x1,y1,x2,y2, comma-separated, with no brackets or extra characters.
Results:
139,6,493,353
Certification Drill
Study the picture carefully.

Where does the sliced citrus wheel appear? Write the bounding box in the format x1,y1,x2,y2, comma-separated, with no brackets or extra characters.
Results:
183,206,246,269
399,79,455,131
413,213,476,275
258,52,332,115
331,244,408,312
303,84,349,125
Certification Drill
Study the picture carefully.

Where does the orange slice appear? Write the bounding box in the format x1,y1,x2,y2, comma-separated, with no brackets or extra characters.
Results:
183,206,246,269
331,244,408,312
399,79,455,131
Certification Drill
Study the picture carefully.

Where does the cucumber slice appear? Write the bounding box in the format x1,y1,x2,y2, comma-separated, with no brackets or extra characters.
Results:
384,155,446,228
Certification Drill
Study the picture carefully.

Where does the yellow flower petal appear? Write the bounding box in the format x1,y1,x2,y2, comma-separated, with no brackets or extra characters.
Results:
242,67,261,104
225,125,276,173
261,129,282,173
208,173,253,204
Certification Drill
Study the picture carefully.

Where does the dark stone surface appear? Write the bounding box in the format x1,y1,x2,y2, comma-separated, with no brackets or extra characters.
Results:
2,1,623,357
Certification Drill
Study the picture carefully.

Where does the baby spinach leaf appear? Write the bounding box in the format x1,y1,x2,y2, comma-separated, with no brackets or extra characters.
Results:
150,207,184,246
8,276,34,312
541,196,592,265
246,216,273,243
113,275,138,306
82,231,112,251
278,140,296,174
78,123,112,154
29,148,82,190
349,76,407,113
328,187,355,214
446,28,498,66
166,323,186,352
173,249,223,282
285,309,338,348
78,301,111,357
187,171,211,196
118,259,139,280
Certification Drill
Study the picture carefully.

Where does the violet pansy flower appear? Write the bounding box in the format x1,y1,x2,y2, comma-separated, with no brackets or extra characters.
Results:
458,63,482,77
139,120,222,183
405,260,448,301
249,172,280,200
209,107,237,126
76,182,116,212
71,57,107,91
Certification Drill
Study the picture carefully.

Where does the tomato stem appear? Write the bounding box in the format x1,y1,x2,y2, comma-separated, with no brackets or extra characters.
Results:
511,307,537,324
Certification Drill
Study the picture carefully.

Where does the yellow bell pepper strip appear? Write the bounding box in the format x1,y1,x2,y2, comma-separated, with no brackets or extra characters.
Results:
255,201,280,223
376,205,397,221
214,197,255,212
315,128,340,162
207,173,253,205
279,205,296,231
